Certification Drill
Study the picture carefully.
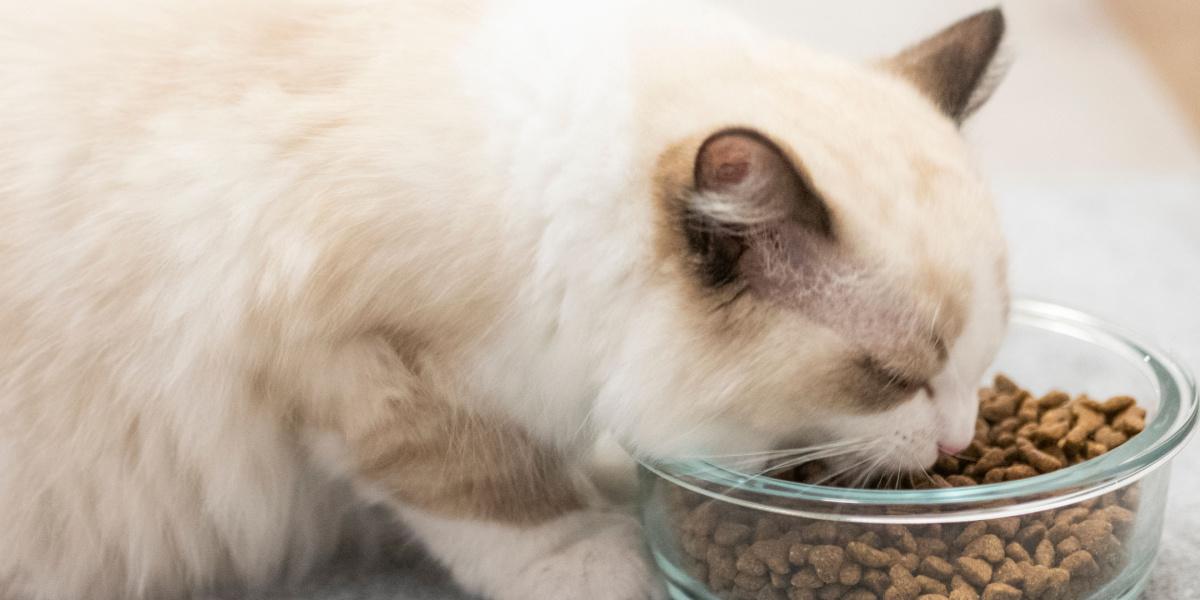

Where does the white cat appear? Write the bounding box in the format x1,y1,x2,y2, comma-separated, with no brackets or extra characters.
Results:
0,1,1009,599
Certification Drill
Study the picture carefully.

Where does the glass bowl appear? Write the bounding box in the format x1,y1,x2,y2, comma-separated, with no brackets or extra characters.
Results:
638,299,1197,600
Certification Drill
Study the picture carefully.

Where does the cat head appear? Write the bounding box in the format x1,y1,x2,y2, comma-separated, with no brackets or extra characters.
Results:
599,9,1009,474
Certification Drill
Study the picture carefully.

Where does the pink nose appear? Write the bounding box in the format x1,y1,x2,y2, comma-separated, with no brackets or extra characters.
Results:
938,441,969,455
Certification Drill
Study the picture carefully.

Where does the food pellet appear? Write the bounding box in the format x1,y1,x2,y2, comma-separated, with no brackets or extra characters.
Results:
668,375,1146,600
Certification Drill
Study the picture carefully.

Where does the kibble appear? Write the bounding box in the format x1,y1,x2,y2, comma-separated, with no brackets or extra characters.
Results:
669,375,1145,600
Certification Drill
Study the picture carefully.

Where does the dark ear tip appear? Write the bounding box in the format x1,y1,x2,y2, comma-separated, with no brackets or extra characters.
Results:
973,7,1006,40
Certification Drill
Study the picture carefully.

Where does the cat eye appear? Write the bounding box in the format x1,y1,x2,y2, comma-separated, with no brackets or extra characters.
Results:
858,355,928,397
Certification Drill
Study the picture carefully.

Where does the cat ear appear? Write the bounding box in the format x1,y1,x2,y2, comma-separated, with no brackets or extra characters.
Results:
888,8,1008,123
685,128,832,288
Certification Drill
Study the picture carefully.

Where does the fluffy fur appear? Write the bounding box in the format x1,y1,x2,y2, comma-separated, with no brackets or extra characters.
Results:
0,1,1008,599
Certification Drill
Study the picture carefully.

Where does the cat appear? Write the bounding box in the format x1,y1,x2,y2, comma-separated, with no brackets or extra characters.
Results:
0,1,1010,599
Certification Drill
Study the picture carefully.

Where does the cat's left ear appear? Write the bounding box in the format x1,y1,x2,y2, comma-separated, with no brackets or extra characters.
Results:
887,8,1008,123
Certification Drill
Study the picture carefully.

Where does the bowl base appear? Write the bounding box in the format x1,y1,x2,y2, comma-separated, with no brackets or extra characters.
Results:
655,552,1155,600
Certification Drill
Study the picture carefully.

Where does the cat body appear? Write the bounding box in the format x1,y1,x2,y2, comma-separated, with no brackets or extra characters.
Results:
0,1,1008,598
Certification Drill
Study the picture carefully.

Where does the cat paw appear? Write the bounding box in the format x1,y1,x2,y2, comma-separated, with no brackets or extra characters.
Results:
401,507,664,600
493,512,663,600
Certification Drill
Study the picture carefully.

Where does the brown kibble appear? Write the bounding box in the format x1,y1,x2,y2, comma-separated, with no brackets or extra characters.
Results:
994,559,1023,587
771,571,789,589
949,575,972,591
848,541,894,568
915,575,948,595
1098,505,1135,533
963,535,1005,563
1016,523,1047,548
1053,507,1090,526
758,587,787,600
1034,538,1055,567
736,572,769,591
1038,391,1070,409
1112,406,1147,436
1060,550,1099,578
884,525,919,554
1004,542,1030,563
791,567,822,589
982,468,1006,484
682,502,719,536
690,375,1146,600
1032,421,1070,444
1093,426,1128,449
971,449,1008,475
987,518,1021,539
953,522,988,549
737,552,768,577
929,475,952,489
715,522,752,546
884,564,921,600
756,517,783,541
843,590,878,600
1018,395,1041,422
915,537,949,557
980,583,1021,600
708,545,738,580
815,584,847,600
1003,464,1038,480
955,557,993,587
857,531,883,547
993,374,1018,393
1062,404,1105,449
1055,536,1081,557
810,545,846,584
935,455,960,473
789,543,812,566
919,556,955,580
1046,521,1073,544
864,569,891,595
1048,568,1071,594
840,563,863,586
1098,395,1136,415
751,540,792,575
1021,562,1053,598
1016,422,1039,440
802,522,840,545
1037,405,1071,428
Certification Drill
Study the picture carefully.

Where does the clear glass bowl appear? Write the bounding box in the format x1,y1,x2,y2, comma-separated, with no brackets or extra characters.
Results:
638,299,1197,600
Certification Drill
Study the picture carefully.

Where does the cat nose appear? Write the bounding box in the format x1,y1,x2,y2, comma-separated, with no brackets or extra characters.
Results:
937,441,969,455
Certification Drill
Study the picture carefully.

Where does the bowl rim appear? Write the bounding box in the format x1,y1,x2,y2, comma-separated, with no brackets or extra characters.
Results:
638,299,1198,522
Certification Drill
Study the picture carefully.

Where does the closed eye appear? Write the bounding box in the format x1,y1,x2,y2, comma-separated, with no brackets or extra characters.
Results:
858,355,927,395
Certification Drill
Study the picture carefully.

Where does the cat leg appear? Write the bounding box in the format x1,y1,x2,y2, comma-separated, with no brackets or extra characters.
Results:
343,394,662,600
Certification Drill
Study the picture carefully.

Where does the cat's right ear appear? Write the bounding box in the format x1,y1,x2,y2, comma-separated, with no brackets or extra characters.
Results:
683,129,832,288
887,8,1008,123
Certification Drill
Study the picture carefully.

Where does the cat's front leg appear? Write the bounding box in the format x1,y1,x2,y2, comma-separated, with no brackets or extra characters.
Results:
344,394,662,600
399,504,657,600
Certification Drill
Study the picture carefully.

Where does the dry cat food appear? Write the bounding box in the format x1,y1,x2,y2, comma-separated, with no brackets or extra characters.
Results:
669,375,1147,600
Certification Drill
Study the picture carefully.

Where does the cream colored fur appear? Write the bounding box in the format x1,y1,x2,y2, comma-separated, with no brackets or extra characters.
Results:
0,1,1008,598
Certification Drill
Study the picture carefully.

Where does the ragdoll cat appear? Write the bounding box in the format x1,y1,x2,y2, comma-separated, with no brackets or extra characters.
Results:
0,1,1009,598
